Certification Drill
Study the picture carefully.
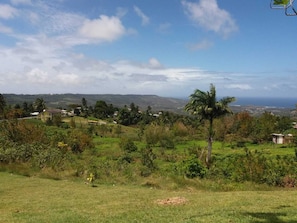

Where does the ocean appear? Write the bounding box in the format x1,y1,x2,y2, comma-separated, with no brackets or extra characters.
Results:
232,97,297,108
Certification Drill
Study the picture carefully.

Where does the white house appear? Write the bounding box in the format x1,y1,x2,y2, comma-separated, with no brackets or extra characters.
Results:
272,133,284,144
272,133,293,144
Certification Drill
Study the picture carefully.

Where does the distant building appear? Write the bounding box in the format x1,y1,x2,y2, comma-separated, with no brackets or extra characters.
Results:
40,109,62,122
272,133,284,144
272,133,293,144
30,112,39,116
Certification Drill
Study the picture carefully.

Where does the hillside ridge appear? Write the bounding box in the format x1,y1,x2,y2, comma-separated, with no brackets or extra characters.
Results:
3,94,188,113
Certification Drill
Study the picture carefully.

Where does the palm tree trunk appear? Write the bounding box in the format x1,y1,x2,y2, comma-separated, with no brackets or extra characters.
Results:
206,118,213,167
207,137,212,166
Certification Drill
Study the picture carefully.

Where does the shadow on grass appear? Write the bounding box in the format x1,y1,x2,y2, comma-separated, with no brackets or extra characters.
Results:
243,212,297,223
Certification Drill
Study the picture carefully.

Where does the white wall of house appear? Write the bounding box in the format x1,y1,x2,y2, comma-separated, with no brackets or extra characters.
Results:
272,134,284,144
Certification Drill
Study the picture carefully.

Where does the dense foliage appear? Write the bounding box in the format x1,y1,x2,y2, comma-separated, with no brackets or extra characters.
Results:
0,93,297,188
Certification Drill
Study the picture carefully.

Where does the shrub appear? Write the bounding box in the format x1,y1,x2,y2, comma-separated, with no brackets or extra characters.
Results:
119,138,137,153
144,123,174,148
0,119,47,144
178,156,207,179
66,129,93,153
172,121,189,137
141,146,156,171
209,150,297,187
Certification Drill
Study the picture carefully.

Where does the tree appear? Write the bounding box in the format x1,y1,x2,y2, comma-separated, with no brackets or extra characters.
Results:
185,84,235,166
81,97,88,117
251,112,278,143
34,98,46,112
94,100,114,119
0,94,6,118
22,102,30,116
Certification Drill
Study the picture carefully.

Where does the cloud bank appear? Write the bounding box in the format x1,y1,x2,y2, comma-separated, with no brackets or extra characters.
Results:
182,0,238,38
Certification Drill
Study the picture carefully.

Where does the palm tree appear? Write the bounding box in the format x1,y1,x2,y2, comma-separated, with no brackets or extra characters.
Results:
185,84,235,166
34,98,46,113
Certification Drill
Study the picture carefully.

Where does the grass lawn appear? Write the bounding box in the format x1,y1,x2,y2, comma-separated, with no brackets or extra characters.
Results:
1,172,297,223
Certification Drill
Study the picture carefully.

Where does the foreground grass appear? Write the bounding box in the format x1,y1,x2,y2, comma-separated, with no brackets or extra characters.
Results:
1,172,297,223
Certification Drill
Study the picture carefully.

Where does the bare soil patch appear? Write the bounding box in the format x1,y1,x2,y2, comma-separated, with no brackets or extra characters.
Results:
155,197,187,205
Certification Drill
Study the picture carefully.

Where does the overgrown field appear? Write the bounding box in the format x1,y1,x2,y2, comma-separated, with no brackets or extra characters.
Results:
1,117,297,188
1,113,297,222
1,172,297,223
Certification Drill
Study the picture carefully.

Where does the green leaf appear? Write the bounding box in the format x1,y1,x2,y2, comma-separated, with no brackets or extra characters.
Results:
273,0,290,6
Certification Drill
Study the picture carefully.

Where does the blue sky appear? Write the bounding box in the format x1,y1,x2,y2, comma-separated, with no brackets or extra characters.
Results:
0,0,296,98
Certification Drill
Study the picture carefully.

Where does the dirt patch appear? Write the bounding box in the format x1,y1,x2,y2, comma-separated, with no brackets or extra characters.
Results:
155,197,187,205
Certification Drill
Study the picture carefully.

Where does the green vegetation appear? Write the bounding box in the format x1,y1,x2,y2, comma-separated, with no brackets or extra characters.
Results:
1,91,297,221
273,0,290,6
1,172,297,223
185,83,236,166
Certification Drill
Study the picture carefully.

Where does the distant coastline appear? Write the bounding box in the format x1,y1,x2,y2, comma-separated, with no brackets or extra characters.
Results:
231,97,297,109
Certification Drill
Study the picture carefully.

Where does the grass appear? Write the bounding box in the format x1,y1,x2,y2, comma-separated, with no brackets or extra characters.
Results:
1,172,297,223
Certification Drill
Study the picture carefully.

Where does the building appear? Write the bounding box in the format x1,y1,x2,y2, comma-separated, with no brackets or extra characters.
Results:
272,133,293,144
40,109,62,122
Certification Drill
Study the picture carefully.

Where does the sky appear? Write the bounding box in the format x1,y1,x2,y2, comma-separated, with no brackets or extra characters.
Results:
0,0,297,98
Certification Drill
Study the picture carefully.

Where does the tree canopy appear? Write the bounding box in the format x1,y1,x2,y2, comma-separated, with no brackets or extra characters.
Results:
185,84,236,166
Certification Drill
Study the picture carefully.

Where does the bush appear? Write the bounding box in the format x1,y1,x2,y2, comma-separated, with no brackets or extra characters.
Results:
66,129,93,153
119,138,138,153
178,156,207,179
141,146,156,171
172,121,189,137
144,124,173,147
0,119,47,144
209,150,297,187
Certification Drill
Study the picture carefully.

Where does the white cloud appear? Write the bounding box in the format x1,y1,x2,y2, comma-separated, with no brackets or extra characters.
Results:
0,22,13,33
10,0,32,5
0,0,293,98
45,12,84,34
225,84,252,90
22,3,85,35
149,58,163,69
0,40,291,97
56,73,81,85
182,0,238,38
79,15,126,42
28,12,39,24
26,68,49,84
0,4,18,19
134,6,150,26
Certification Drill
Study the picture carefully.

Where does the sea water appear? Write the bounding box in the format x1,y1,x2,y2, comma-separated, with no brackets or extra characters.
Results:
232,97,297,108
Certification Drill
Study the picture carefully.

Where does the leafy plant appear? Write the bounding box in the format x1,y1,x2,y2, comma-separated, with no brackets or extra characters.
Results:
119,138,138,153
273,0,290,5
178,156,207,179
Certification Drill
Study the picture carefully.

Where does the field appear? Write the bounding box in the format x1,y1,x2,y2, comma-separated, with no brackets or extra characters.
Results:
1,172,297,223
1,114,297,222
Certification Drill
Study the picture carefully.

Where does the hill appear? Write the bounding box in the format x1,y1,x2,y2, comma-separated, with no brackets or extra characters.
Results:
3,94,188,113
3,94,294,116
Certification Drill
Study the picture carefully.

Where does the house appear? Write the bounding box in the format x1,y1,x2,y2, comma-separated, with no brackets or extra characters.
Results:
272,133,293,144
40,109,62,122
30,112,39,116
272,133,284,144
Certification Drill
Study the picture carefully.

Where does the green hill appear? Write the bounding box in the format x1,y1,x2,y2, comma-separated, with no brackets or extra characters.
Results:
3,94,187,113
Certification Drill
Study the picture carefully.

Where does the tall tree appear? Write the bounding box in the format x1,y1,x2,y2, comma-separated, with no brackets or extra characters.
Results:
34,98,46,112
81,97,88,117
185,84,235,166
0,94,6,118
94,100,114,119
